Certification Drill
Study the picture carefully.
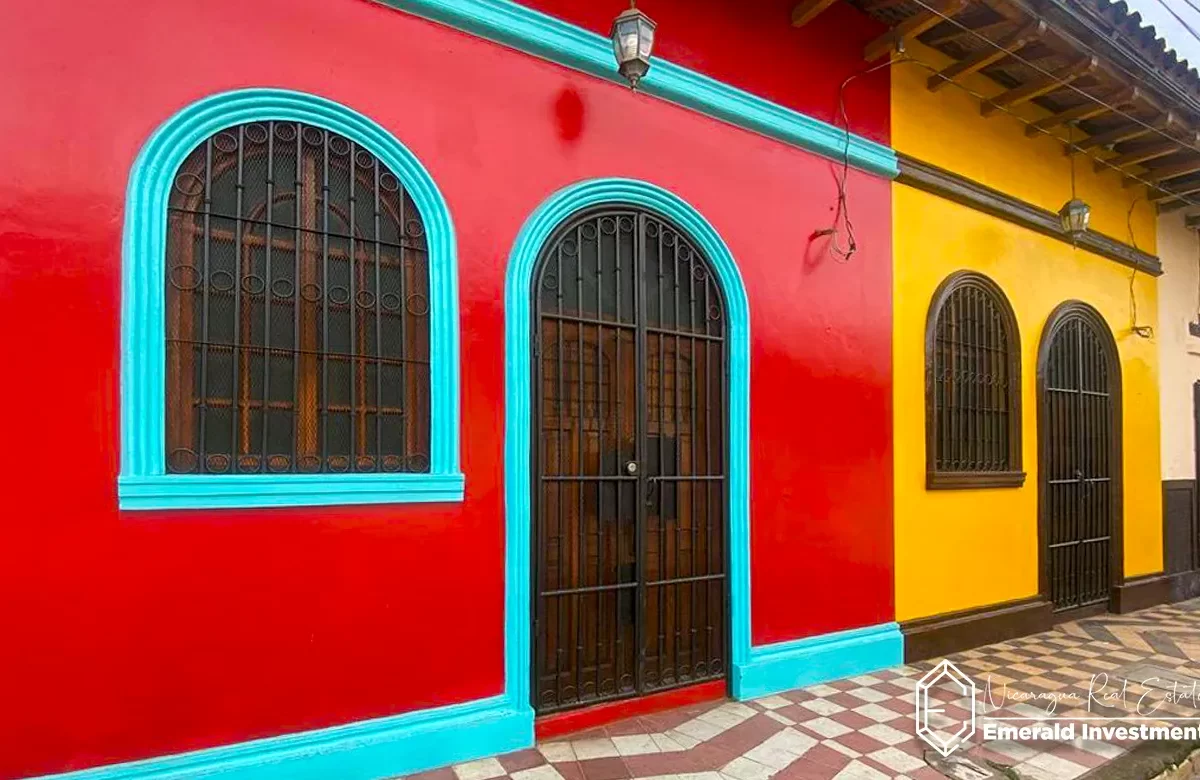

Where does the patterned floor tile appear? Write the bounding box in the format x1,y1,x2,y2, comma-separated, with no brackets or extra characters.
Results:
435,599,1200,780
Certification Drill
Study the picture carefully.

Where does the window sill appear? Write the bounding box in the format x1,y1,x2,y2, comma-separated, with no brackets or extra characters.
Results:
118,472,465,510
926,471,1026,490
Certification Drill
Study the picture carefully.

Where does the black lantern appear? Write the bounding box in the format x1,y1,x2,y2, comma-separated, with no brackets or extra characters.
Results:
1060,123,1091,240
1058,197,1091,238
611,2,656,89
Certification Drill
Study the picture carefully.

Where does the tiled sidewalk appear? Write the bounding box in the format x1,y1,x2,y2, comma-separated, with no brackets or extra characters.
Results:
410,600,1200,780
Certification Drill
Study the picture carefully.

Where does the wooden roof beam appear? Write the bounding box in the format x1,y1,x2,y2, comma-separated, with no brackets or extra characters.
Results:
1024,87,1136,136
864,0,969,61
1072,122,1155,153
1160,198,1198,213
791,0,840,28
981,56,1097,115
1145,157,1200,184
1095,137,1189,172
1149,182,1200,203
861,0,912,11
925,19,1010,47
927,20,1045,91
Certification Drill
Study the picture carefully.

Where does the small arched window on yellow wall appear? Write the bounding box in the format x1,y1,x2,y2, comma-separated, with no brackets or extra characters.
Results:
925,271,1025,489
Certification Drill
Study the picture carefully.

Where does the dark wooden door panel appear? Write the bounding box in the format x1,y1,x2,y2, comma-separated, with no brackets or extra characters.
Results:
532,209,727,713
1042,316,1115,612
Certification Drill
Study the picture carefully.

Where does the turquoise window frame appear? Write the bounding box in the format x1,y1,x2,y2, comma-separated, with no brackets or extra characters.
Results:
502,178,752,707
118,88,463,511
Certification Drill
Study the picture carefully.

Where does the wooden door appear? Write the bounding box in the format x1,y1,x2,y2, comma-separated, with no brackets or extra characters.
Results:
532,208,727,713
1040,310,1118,612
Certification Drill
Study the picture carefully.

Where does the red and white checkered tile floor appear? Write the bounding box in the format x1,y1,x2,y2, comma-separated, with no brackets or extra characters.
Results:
406,600,1200,780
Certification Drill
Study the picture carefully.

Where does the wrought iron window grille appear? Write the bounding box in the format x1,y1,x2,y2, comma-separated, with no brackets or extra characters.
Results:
924,270,1025,489
118,89,462,510
164,120,432,477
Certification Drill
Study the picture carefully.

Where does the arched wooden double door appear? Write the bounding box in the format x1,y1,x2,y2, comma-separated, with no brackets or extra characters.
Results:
532,207,728,713
1038,303,1122,613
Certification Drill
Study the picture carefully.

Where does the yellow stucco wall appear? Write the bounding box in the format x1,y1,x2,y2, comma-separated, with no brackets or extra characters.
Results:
892,45,1163,622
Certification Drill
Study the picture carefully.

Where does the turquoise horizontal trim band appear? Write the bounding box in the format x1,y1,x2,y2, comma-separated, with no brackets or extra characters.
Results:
118,473,466,510
376,0,899,178
33,696,532,780
732,622,904,700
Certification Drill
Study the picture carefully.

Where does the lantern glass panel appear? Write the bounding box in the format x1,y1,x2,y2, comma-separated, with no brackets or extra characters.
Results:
615,17,640,62
1058,199,1090,235
637,18,655,58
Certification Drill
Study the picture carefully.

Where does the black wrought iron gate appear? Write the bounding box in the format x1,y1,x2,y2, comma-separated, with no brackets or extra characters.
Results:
1041,313,1116,612
532,207,728,713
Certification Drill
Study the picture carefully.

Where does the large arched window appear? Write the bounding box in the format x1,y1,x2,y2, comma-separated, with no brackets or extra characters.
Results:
925,271,1024,489
165,121,429,477
119,89,462,509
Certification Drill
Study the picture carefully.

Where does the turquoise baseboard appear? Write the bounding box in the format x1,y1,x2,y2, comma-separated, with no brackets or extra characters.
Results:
731,622,905,700
32,622,902,778
34,696,534,780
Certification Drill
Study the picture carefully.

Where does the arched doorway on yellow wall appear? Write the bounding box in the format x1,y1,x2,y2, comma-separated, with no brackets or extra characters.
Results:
1037,301,1124,615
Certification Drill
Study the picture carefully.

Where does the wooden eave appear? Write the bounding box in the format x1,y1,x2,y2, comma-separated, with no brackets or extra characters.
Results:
791,0,1200,213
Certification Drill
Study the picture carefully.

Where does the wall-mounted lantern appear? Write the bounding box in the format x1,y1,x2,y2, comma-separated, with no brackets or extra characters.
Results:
611,2,656,89
1058,198,1091,238
1059,123,1091,240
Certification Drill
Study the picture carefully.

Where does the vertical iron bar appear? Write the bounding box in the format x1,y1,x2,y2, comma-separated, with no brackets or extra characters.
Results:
716,289,726,669
374,158,383,461
613,216,624,691
231,126,245,464
1080,321,1089,602
967,289,974,470
320,130,331,466
533,292,543,709
261,123,274,464
198,138,214,469
555,243,566,706
688,245,699,676
399,182,408,462
704,272,713,667
949,293,958,470
975,289,982,469
575,223,585,702
291,123,302,470
594,220,604,698
656,222,667,685
633,214,648,695
672,237,683,679
348,140,357,464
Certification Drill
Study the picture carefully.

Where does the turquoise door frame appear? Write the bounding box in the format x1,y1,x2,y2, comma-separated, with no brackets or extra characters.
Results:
502,178,753,709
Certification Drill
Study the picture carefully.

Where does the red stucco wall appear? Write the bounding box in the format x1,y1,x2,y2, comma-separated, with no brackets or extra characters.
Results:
0,0,892,776
521,0,891,143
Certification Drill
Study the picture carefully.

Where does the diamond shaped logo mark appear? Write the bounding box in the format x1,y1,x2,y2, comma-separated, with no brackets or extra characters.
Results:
915,659,976,757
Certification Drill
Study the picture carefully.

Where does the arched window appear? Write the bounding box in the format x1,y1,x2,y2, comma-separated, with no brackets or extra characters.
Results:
119,89,462,509
925,271,1024,489
165,121,429,476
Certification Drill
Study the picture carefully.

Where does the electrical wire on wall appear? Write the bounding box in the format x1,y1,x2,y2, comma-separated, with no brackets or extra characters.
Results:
1126,195,1155,338
814,51,910,263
